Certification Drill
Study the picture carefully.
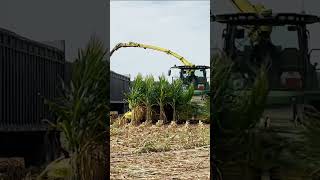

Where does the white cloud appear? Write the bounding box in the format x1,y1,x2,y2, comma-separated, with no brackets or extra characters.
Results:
111,1,210,80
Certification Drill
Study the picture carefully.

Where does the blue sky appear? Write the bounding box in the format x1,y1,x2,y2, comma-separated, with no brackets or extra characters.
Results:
110,1,210,80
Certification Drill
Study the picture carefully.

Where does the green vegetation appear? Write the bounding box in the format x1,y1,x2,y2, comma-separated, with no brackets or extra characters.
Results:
212,53,320,179
211,53,284,179
299,109,320,177
126,74,145,125
126,74,197,125
156,75,171,122
144,75,156,123
39,37,108,180
211,53,269,131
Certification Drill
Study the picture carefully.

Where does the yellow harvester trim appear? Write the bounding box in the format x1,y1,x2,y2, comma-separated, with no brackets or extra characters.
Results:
123,111,132,120
229,0,273,43
110,42,194,67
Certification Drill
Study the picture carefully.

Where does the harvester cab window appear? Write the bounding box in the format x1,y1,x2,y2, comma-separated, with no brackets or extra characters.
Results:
271,25,299,50
194,69,205,78
310,49,320,71
189,71,197,82
232,24,300,53
234,27,251,52
180,69,194,85
181,70,188,79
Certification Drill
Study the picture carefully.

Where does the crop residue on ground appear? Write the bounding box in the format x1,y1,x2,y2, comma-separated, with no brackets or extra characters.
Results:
110,123,210,179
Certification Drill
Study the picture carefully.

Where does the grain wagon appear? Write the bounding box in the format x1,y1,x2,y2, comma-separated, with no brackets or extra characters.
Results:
0,28,65,166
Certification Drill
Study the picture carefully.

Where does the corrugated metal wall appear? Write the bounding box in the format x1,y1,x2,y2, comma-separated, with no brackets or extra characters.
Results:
110,71,130,104
0,28,65,132
64,61,72,85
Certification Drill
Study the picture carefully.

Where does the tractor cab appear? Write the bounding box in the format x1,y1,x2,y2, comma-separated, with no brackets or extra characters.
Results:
168,65,210,96
214,13,320,91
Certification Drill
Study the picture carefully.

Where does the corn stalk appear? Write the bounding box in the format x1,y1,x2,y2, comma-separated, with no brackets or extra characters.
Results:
156,75,170,122
42,37,108,180
126,74,145,125
126,74,195,124
143,75,156,123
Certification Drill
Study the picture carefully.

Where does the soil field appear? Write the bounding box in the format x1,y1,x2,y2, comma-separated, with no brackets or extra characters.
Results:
110,122,210,180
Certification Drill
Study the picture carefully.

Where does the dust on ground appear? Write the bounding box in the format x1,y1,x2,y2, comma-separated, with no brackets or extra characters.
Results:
110,122,210,180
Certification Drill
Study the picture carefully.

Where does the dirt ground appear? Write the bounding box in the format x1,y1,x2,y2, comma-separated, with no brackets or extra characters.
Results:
110,122,210,180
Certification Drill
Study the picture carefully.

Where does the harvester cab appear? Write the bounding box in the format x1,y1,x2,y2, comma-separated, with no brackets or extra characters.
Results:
214,13,320,93
169,65,210,97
